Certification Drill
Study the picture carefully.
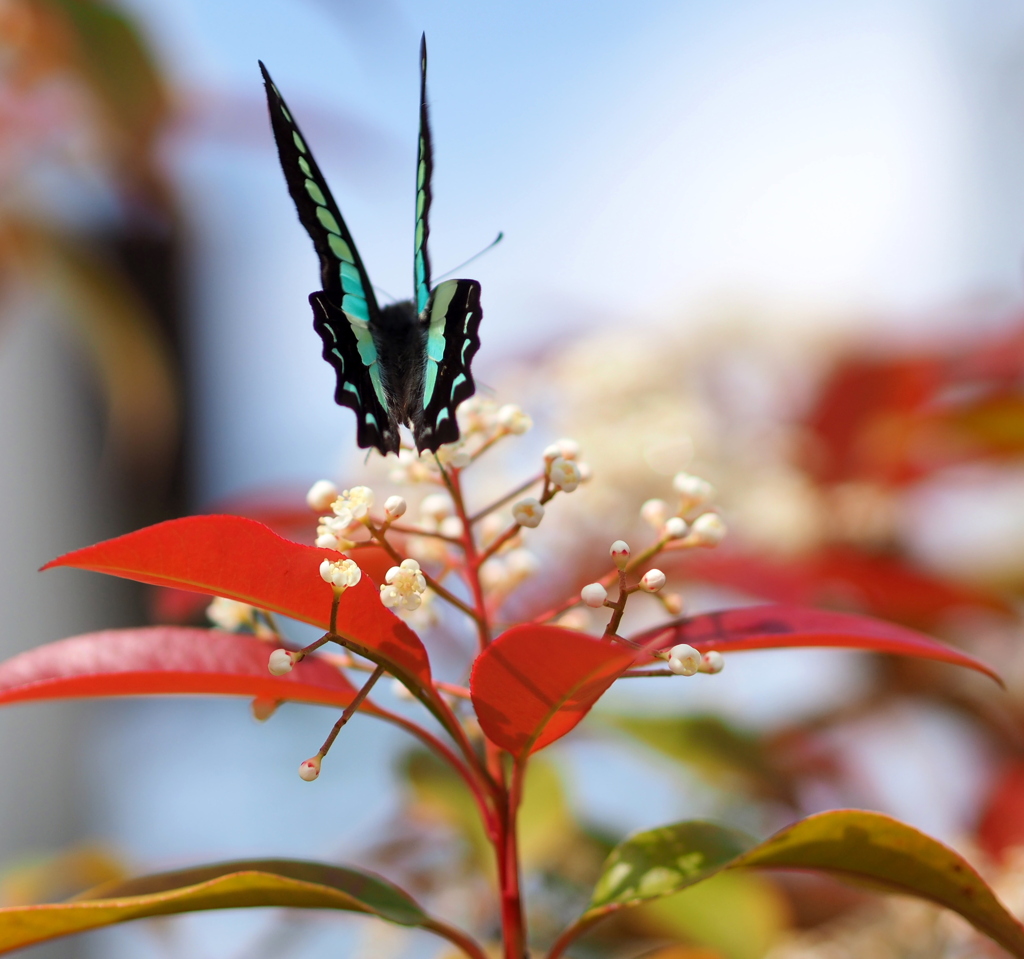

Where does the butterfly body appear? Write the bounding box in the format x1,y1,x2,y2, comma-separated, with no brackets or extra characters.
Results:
261,37,482,456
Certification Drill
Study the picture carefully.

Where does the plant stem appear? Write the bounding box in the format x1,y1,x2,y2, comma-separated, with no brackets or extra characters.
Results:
420,916,490,959
498,759,528,959
469,472,544,523
317,664,385,758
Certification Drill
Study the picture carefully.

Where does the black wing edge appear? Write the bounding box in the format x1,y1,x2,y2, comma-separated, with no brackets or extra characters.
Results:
415,34,434,312
414,279,483,452
310,292,400,455
258,60,379,319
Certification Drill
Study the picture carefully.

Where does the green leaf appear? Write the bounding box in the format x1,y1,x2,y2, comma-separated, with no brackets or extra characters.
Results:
590,822,754,910
0,859,484,957
555,811,1024,959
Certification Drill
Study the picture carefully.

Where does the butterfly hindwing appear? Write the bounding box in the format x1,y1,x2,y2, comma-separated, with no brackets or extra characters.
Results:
310,292,400,453
414,278,483,451
415,35,434,315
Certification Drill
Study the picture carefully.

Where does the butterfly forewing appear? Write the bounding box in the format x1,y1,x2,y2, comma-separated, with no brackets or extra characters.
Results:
414,279,483,451
414,35,434,315
260,62,400,454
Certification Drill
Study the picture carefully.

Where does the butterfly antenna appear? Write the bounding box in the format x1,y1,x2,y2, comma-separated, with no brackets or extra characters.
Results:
372,284,399,304
434,231,504,281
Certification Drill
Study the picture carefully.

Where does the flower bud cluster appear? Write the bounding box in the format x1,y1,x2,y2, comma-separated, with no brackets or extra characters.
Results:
637,471,725,549
480,549,539,593
315,486,374,548
319,557,362,590
665,644,724,676
380,558,428,611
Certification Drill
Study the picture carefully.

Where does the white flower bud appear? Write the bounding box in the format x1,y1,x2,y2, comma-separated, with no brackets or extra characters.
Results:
420,493,453,521
315,533,339,550
505,548,539,579
581,583,608,607
640,569,666,592
554,438,580,460
268,649,294,676
319,559,335,584
556,608,591,630
497,404,533,434
673,472,715,512
664,516,688,539
690,512,727,546
390,678,414,700
548,457,581,492
701,651,725,674
640,498,669,529
306,480,339,512
206,596,254,632
610,540,630,569
662,592,684,615
512,497,544,528
384,495,407,519
668,643,701,676
298,756,321,781
439,516,464,538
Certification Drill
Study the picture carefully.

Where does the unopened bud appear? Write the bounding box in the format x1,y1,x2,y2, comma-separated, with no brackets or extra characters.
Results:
268,649,294,676
420,493,453,521
640,499,670,529
610,540,630,569
701,651,725,674
384,495,407,519
581,583,608,607
390,678,414,700
690,513,727,546
664,516,688,540
661,592,684,615
512,498,544,528
306,480,339,512
673,472,715,509
640,569,666,592
298,756,321,781
667,643,701,676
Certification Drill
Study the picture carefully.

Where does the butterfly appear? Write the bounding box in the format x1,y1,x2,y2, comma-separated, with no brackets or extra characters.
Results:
259,36,482,456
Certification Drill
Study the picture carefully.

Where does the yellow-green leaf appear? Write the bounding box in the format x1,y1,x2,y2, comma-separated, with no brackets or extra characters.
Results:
0,858,466,956
555,811,1024,959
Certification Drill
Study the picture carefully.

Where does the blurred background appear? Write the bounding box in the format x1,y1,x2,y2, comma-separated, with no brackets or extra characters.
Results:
2,0,1024,957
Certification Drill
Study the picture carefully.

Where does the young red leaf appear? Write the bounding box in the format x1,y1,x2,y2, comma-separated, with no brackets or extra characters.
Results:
43,516,431,688
471,625,636,758
0,628,374,711
630,604,1001,684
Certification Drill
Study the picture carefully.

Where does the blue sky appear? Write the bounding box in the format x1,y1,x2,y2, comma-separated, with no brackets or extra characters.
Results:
113,0,1024,499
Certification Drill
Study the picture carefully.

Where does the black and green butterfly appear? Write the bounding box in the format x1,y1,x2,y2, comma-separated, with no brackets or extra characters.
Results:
259,36,482,455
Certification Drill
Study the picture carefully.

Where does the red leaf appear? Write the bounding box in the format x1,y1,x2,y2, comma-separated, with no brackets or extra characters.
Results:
0,628,377,710
630,604,1001,684
667,547,1009,631
470,625,636,757
43,516,431,687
